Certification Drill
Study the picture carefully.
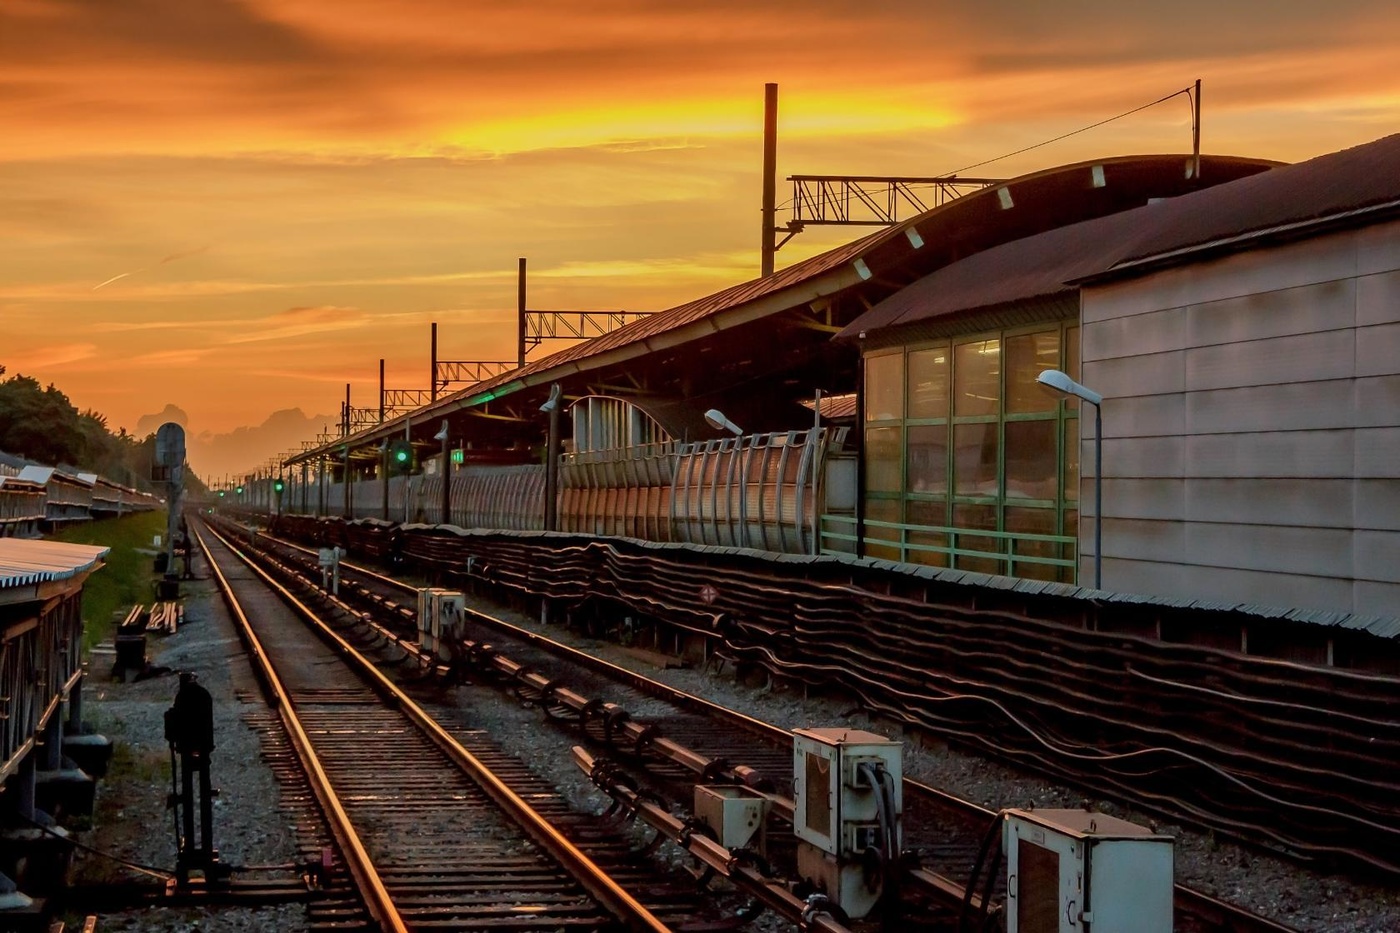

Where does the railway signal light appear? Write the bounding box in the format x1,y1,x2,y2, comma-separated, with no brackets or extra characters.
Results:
235,485,245,495
389,439,414,474
273,477,285,495
217,490,225,498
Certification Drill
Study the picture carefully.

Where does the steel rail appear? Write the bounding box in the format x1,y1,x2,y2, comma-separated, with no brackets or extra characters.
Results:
202,520,676,933
193,523,407,933
248,525,1300,933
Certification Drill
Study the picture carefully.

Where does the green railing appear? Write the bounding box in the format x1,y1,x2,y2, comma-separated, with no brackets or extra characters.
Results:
819,513,1078,581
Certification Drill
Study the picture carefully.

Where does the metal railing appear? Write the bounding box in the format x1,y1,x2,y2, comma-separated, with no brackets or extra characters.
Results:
819,514,1077,580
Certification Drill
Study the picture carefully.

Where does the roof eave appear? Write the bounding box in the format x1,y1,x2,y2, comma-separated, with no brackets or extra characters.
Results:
1078,198,1400,286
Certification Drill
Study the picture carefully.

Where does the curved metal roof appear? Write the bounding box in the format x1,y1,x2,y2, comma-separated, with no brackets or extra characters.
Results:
289,152,1276,465
0,539,110,589
836,153,1277,340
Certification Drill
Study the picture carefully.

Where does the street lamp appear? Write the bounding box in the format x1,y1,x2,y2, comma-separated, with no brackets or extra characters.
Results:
704,409,749,548
434,419,451,527
540,385,563,532
1036,369,1104,590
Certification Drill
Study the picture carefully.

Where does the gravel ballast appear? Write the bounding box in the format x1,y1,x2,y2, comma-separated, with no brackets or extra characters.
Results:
458,591,1400,933
71,574,306,932
70,547,1400,933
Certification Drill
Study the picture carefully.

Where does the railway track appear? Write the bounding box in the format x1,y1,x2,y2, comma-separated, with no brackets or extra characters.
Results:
194,518,708,933
232,518,1299,933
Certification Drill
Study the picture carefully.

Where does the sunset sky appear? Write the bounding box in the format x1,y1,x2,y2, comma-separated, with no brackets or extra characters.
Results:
3,0,1399,478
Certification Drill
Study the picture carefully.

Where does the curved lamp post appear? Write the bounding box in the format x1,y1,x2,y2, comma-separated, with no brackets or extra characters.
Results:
704,409,748,548
1036,369,1103,589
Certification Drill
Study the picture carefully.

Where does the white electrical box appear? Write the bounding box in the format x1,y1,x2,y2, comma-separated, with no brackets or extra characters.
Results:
694,785,769,852
792,728,902,919
416,588,464,659
1004,809,1173,933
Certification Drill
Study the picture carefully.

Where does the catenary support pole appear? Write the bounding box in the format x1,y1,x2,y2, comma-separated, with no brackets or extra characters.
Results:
760,83,778,278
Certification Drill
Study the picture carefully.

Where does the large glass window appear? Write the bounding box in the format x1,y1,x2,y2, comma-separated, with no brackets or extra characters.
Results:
906,425,947,495
857,321,1080,581
907,347,949,420
953,422,998,496
864,427,902,493
865,353,904,422
954,339,1000,417
1006,331,1060,413
1004,420,1057,501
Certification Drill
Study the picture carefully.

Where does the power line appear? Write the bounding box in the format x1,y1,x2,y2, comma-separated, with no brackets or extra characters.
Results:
941,85,1196,177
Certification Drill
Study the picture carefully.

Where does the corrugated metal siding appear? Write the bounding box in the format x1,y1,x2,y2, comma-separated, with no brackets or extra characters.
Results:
0,539,109,588
1082,217,1400,618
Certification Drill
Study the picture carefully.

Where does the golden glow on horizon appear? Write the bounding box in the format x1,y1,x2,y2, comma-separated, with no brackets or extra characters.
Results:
2,0,1399,478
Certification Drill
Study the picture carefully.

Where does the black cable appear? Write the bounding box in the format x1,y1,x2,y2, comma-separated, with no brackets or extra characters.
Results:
20,814,174,881
941,86,1194,176
958,811,1004,933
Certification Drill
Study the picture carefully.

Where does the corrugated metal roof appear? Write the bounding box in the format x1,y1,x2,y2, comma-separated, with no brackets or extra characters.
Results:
848,134,1400,337
850,208,1152,335
1102,132,1400,275
18,466,93,488
0,476,45,492
291,153,1275,465
0,539,110,589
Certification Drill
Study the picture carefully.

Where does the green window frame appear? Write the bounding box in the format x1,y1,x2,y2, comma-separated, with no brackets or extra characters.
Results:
855,321,1081,581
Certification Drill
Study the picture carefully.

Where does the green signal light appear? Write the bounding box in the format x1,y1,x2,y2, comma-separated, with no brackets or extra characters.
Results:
235,485,245,495
273,478,285,493
394,448,410,463
218,490,226,497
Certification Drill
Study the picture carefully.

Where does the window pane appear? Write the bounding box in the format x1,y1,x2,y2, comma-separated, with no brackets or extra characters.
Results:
1066,326,1081,383
1005,420,1057,500
1064,418,1080,501
906,499,949,568
865,353,904,421
1005,507,1060,582
1006,331,1060,413
953,422,998,496
952,503,1002,574
863,497,902,561
907,346,949,419
864,427,902,493
954,339,1000,417
907,424,947,495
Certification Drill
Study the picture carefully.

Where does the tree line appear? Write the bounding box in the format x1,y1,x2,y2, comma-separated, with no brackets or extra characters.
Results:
0,365,204,494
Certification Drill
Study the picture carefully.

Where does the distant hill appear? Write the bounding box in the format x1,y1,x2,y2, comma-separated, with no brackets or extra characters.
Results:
176,408,338,481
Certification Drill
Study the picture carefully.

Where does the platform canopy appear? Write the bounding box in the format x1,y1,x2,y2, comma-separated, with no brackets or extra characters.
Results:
0,539,109,604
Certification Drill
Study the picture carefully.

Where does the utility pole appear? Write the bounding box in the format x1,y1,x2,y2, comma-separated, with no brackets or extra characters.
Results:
430,322,439,402
378,359,385,424
1192,78,1202,182
517,257,528,367
761,82,778,278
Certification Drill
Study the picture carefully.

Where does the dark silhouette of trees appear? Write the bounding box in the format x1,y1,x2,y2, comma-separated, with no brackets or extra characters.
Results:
0,365,183,491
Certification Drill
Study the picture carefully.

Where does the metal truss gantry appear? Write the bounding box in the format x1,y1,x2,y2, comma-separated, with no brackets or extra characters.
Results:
784,175,1003,238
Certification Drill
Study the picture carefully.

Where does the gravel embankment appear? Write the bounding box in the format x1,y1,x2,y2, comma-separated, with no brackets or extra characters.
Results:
73,555,1400,933
72,574,306,932
459,591,1400,933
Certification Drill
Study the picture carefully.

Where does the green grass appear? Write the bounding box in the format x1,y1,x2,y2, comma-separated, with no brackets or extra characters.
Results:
52,510,169,653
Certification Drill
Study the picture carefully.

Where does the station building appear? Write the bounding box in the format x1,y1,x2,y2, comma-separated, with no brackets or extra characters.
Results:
841,132,1400,615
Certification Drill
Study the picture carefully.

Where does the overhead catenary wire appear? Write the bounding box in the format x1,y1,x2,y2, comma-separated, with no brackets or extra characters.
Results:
941,84,1197,177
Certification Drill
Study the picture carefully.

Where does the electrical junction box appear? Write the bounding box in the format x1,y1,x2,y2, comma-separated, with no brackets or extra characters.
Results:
416,587,445,644
417,590,464,660
694,785,769,853
792,728,902,919
1004,809,1173,933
